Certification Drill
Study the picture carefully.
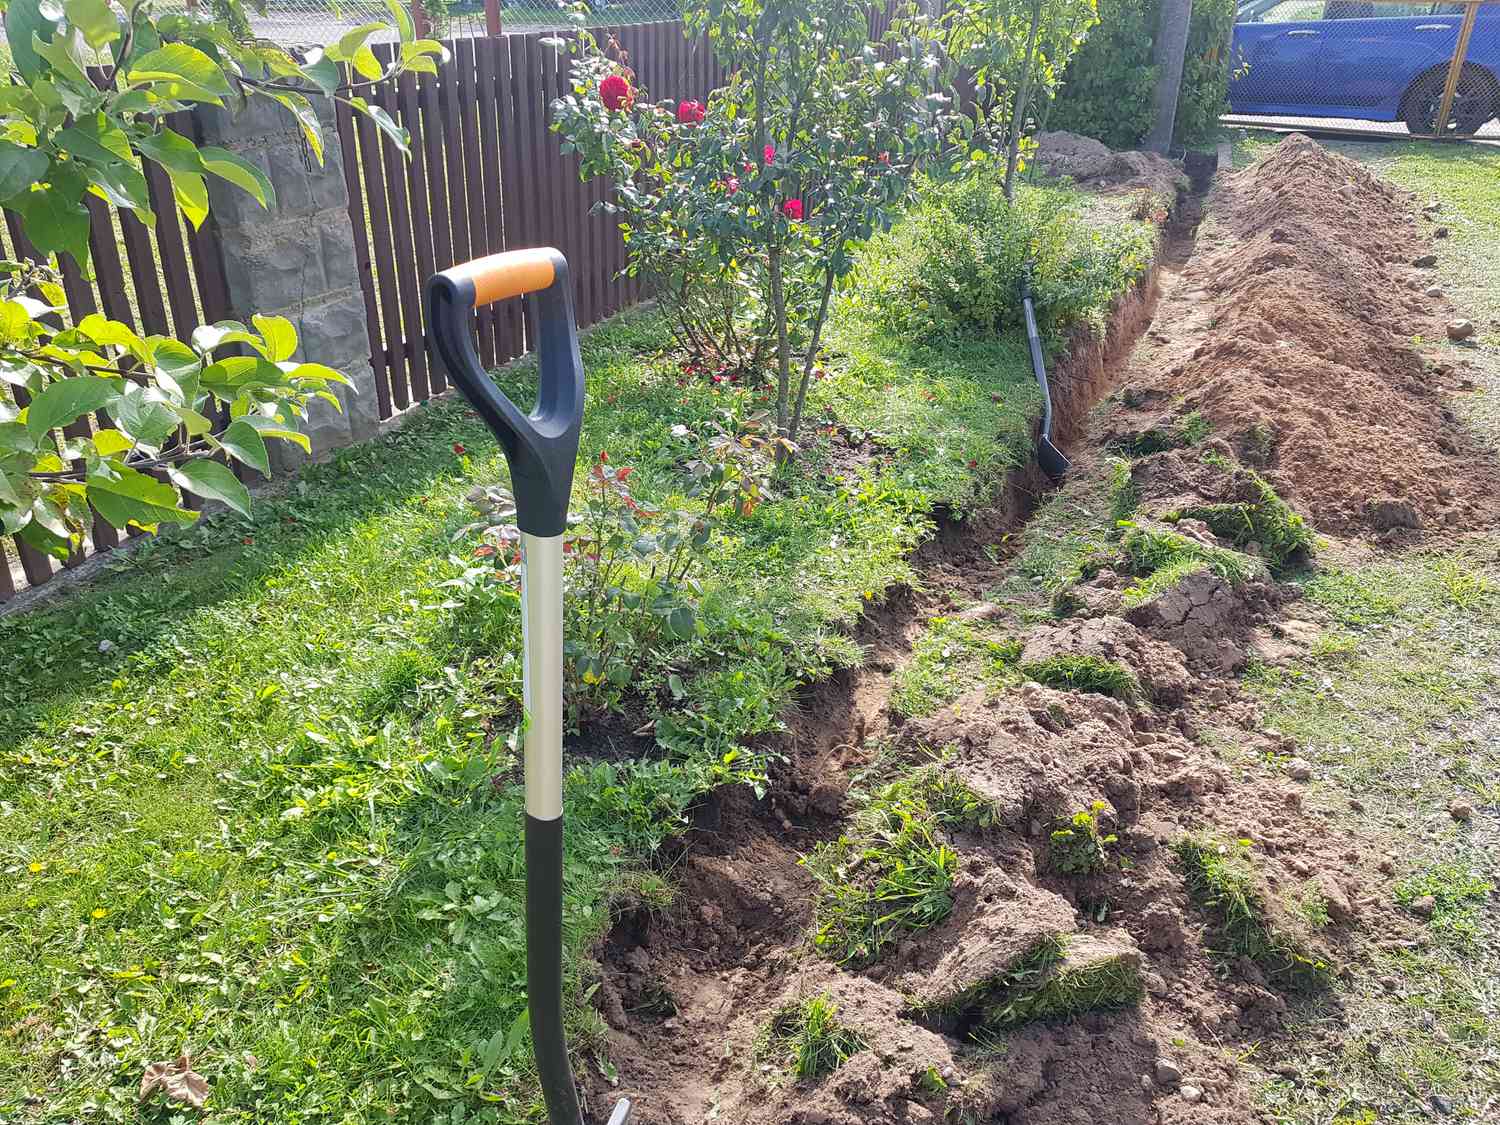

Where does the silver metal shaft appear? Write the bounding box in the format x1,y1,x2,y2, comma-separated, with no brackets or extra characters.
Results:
521,532,564,822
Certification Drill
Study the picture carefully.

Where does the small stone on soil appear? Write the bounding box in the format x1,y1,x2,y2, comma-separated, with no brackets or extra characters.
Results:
1287,758,1313,782
1412,894,1437,918
1448,798,1473,821
1446,320,1475,342
1155,1058,1183,1087
1413,253,1438,267
1434,227,1449,239
1181,1085,1203,1103
1425,286,1443,297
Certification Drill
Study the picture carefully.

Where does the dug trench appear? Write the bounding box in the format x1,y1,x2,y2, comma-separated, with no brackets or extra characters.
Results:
581,135,1497,1125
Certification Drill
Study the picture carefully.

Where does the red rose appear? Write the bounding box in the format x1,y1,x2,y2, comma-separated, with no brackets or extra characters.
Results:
452,442,465,455
677,99,705,124
600,74,630,111
878,151,890,164
724,176,740,195
781,198,804,221
763,143,776,164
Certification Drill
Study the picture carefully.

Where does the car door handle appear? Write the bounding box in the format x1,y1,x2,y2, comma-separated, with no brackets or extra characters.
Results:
1285,29,1319,36
1415,24,1450,30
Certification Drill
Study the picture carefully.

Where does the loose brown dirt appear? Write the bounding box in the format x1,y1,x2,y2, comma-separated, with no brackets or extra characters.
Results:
1106,133,1500,545
580,136,1477,1125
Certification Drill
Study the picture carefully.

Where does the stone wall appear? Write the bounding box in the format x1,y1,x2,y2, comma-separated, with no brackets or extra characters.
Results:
196,95,381,471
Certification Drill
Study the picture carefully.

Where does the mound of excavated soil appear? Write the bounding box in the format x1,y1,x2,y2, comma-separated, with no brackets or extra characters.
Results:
1036,130,1188,204
1107,133,1500,543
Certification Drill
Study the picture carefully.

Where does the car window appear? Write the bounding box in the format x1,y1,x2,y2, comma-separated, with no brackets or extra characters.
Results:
1240,0,1325,22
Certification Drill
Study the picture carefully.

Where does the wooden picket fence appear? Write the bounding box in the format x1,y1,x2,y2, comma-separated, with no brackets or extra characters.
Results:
334,25,723,417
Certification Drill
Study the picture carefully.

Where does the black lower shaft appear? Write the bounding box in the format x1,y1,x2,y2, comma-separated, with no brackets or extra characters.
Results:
526,813,584,1125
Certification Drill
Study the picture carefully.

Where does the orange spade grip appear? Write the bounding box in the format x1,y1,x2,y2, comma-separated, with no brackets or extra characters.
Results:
444,247,558,306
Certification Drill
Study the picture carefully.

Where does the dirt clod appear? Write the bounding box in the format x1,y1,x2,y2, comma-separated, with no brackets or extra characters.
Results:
1447,319,1475,342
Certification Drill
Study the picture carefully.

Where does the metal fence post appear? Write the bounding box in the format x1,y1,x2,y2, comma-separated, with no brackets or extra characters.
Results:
1145,0,1194,153
1431,0,1480,137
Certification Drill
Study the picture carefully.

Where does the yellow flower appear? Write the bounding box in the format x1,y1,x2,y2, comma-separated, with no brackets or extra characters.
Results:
27,862,44,874
90,908,108,920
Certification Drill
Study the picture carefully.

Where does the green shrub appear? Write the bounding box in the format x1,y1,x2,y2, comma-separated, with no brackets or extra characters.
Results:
846,175,1154,344
1049,0,1237,149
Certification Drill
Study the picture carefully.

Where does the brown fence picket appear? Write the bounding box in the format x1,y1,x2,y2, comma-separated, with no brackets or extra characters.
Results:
398,69,442,393
476,39,516,364
352,91,409,413
334,96,391,422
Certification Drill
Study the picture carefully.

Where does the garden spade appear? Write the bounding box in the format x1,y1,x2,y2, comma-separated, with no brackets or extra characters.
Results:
1020,268,1070,480
427,249,633,1125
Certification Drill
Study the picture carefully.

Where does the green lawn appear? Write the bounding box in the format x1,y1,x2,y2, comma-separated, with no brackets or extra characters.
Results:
0,281,1058,1119
1224,129,1500,1125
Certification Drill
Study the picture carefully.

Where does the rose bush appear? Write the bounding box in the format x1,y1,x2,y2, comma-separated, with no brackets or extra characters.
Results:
552,0,950,448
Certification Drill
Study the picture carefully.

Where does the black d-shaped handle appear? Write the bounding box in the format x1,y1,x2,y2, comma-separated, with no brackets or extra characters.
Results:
426,248,583,536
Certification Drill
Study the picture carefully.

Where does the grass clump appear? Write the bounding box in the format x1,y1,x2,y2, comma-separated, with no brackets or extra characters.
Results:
1119,525,1263,608
1170,470,1314,571
763,994,867,1080
846,174,1154,343
892,617,1022,717
982,936,1143,1029
1396,862,1494,945
803,770,972,966
1109,410,1211,456
1174,835,1332,991
1048,801,1118,875
1020,653,1138,700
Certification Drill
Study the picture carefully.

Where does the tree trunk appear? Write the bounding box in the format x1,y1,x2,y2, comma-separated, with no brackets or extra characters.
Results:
769,246,792,440
1144,0,1195,154
1003,0,1043,203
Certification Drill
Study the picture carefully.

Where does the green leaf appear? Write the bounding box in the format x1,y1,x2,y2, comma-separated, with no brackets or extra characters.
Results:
350,98,409,154
200,355,288,393
169,458,250,517
240,413,310,453
88,462,197,531
298,50,340,96
25,374,119,438
199,146,274,210
11,165,91,269
57,114,152,214
166,166,209,228
269,91,324,164
6,0,56,83
91,427,132,456
0,141,52,204
75,312,145,355
113,383,181,449
666,605,695,639
63,0,119,49
333,21,387,62
385,0,415,42
285,362,351,386
352,44,384,81
127,43,234,103
251,314,298,362
218,418,269,475
136,128,205,176
0,300,34,343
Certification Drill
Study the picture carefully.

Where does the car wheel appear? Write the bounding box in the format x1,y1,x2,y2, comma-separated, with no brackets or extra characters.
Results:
1402,65,1500,137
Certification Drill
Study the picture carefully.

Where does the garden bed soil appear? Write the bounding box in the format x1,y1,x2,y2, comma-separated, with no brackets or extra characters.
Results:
581,135,1472,1124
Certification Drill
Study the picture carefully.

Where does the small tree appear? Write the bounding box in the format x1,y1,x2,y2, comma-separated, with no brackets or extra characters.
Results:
0,0,444,556
939,0,1099,193
553,1,948,448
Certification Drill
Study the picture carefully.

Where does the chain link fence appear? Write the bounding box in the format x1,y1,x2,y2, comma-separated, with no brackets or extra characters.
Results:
224,0,681,45
1224,0,1500,138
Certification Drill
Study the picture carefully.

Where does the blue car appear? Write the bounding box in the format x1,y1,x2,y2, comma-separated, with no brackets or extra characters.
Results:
1230,2,1500,135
